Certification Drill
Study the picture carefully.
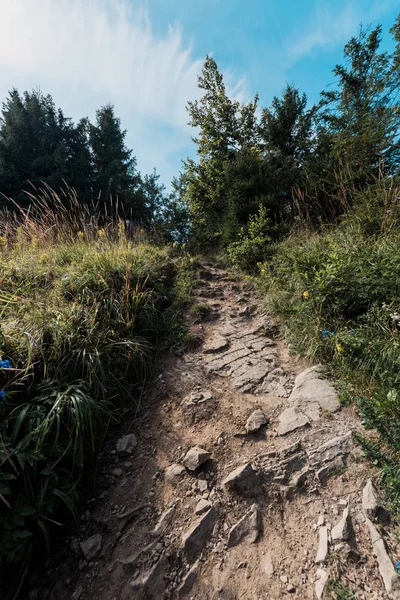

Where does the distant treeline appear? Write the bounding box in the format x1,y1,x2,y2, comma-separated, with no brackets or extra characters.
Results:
0,90,174,229
178,14,400,249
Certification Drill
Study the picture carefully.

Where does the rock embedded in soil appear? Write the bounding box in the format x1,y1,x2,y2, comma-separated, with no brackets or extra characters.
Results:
177,560,200,598
165,463,186,482
331,507,351,542
316,455,345,486
366,518,399,593
315,526,329,564
315,569,329,599
362,479,390,524
227,503,260,547
289,366,340,419
222,462,257,493
130,553,169,598
262,551,274,577
245,409,268,433
116,433,138,457
277,407,310,436
181,506,219,562
80,534,102,561
195,499,211,515
153,505,176,536
183,446,211,471
121,540,159,573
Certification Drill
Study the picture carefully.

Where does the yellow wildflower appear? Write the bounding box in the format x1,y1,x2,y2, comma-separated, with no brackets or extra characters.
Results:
303,291,310,299
336,343,344,353
98,229,106,238
77,231,84,239
0,236,6,245
39,253,49,263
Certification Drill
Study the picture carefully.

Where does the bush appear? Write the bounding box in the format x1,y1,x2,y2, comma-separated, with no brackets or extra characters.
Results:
0,191,195,565
227,205,273,272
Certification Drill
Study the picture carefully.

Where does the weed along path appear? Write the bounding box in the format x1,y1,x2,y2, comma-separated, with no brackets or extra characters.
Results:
52,266,399,600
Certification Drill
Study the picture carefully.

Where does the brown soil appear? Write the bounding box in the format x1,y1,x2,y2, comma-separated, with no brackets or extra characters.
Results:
44,266,399,600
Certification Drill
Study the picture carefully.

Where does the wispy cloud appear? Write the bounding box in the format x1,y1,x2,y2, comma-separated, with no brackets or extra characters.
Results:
287,4,361,62
0,0,209,183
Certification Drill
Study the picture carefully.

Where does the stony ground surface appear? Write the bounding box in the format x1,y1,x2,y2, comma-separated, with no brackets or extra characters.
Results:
47,266,400,600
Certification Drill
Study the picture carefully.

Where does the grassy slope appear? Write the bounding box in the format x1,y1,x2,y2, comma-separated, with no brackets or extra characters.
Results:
258,178,400,513
0,203,195,565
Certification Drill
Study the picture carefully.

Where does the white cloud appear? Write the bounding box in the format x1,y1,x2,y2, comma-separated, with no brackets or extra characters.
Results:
287,4,360,62
0,0,208,183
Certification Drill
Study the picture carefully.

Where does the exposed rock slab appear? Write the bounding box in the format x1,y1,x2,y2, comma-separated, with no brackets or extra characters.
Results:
277,407,310,436
227,504,260,547
153,505,175,536
130,554,168,597
181,506,219,562
316,455,345,486
331,507,351,542
116,433,138,457
177,560,200,597
80,534,102,561
308,432,352,467
245,409,268,433
183,447,211,471
315,568,329,599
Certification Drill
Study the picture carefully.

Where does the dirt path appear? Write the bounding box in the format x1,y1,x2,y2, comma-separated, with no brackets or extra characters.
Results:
50,266,399,600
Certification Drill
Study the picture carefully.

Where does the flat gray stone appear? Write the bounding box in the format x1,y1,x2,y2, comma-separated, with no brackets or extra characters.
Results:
165,463,186,482
182,506,218,562
80,534,102,561
116,433,138,457
245,409,268,433
130,554,168,597
222,463,257,492
203,337,229,354
277,407,310,436
315,569,328,599
227,504,260,547
262,551,274,577
331,507,351,541
308,432,352,466
183,447,211,471
366,518,398,593
315,526,329,564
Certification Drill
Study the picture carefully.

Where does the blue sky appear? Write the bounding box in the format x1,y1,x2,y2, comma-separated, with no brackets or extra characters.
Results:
0,0,399,189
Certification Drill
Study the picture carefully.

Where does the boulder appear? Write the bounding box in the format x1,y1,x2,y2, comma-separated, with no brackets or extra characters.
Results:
289,366,340,420
80,533,102,561
222,463,257,493
227,504,260,547
116,433,138,457
182,506,218,562
245,409,268,433
183,447,211,471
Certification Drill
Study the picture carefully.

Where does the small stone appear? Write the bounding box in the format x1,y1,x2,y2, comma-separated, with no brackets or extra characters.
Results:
287,584,296,593
222,463,257,492
262,551,274,577
183,447,211,471
195,499,211,515
181,506,219,562
331,507,351,542
116,433,138,457
315,526,328,564
198,478,208,492
315,569,328,599
245,409,268,434
280,575,288,584
227,504,260,547
80,534,102,561
165,463,186,482
71,586,83,600
317,515,325,527
112,468,123,477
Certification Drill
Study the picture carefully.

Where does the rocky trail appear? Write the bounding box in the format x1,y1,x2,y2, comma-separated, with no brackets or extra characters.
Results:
50,266,400,600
